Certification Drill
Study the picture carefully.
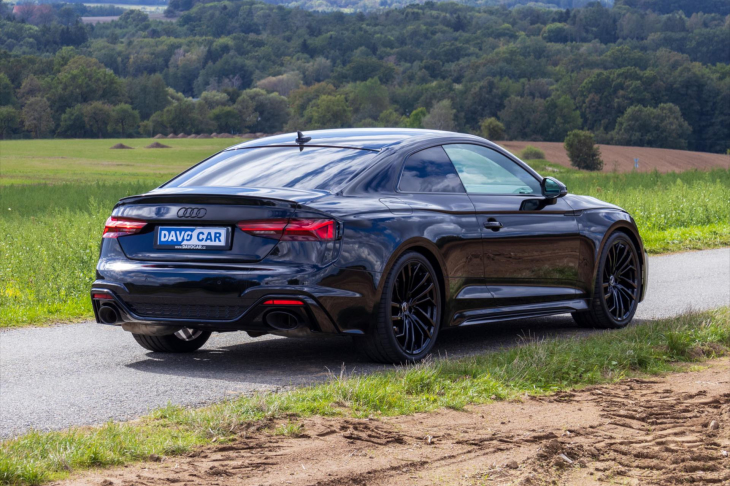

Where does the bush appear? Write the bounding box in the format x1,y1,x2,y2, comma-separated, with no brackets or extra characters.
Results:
520,145,545,160
479,117,504,140
564,130,603,171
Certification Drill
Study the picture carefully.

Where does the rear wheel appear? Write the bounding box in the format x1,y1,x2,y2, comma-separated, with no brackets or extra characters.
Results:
132,328,211,353
355,252,441,363
573,232,641,329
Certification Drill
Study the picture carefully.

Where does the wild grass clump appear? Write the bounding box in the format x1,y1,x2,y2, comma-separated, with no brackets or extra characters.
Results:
1,308,727,485
520,145,545,160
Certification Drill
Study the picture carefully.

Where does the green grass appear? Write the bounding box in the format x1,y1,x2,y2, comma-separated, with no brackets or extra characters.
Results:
0,138,238,185
1,308,728,485
0,142,728,327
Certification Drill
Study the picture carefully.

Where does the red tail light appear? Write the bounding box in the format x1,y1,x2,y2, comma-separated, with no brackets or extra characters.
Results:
237,219,336,241
236,219,289,238
263,299,304,306
103,217,147,239
93,293,113,300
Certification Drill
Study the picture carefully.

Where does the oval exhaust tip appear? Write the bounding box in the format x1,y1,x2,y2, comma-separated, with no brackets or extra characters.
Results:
98,305,119,324
264,310,301,331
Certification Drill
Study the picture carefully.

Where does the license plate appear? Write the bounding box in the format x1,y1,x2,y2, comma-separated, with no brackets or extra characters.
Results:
155,227,230,250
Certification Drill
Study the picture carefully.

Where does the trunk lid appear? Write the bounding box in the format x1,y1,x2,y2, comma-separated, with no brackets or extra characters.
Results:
112,188,328,263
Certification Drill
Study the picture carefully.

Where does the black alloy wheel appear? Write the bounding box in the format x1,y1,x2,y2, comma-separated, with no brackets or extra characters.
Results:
355,252,441,363
602,239,639,321
390,260,438,356
573,232,641,329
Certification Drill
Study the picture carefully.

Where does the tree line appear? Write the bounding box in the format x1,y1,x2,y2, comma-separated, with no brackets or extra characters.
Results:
0,0,728,153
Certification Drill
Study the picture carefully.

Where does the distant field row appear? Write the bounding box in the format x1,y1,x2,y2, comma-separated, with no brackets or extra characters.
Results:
0,138,239,185
0,138,728,327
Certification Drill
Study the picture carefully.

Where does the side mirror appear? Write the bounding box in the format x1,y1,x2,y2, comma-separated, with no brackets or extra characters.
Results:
542,177,568,199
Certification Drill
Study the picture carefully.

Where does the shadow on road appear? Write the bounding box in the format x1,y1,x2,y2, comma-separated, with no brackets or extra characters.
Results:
124,315,609,388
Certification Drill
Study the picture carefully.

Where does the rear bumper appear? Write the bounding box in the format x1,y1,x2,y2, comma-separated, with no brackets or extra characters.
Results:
91,287,346,336
92,256,377,335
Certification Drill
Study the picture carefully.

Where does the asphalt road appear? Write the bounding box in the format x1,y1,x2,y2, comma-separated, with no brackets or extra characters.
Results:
1,248,728,438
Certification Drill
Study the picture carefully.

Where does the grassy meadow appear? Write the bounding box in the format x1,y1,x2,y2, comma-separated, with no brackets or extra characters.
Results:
1,138,729,327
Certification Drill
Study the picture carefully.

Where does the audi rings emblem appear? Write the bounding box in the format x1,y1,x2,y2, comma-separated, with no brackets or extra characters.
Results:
177,207,207,218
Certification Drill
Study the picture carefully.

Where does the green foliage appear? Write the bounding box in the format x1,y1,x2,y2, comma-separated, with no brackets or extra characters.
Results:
304,94,351,129
0,106,19,139
564,130,604,171
423,99,456,131
612,103,692,150
108,104,140,137
0,73,15,106
405,107,427,129
479,117,504,140
21,97,53,139
1,307,727,483
82,102,112,139
209,106,240,133
0,1,727,152
520,145,545,160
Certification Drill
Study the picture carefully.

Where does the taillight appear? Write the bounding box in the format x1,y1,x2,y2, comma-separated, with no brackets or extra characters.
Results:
282,219,335,241
263,299,304,306
236,219,289,238
103,216,147,239
237,219,336,241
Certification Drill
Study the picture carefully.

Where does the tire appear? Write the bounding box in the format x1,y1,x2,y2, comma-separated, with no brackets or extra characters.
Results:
573,232,642,329
132,328,211,353
354,251,441,364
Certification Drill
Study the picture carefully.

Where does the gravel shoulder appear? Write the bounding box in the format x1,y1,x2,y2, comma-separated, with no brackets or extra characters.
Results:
1,248,728,438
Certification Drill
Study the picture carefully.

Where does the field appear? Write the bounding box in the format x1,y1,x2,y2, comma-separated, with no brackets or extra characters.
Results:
1,138,729,327
499,141,730,173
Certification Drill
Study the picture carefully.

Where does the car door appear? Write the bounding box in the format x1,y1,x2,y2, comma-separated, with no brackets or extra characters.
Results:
396,146,488,315
442,143,581,307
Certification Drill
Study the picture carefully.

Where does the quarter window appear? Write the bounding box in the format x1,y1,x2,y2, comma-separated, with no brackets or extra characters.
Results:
442,144,541,195
398,146,466,193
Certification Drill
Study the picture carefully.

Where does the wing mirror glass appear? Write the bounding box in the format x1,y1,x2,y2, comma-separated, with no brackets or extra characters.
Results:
542,177,568,198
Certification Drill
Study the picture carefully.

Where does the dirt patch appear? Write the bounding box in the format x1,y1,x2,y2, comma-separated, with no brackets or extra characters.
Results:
54,360,730,486
497,141,730,173
153,134,165,139
145,142,171,149
109,143,133,150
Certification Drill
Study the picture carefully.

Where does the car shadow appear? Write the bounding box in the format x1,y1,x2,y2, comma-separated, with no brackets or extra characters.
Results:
124,314,628,389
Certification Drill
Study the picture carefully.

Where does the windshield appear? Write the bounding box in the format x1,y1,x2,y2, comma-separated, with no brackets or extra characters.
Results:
164,146,378,192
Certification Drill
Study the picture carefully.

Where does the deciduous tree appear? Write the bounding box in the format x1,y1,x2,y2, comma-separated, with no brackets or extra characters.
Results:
22,97,54,138
564,130,603,171
108,104,140,137
423,100,456,131
0,106,20,139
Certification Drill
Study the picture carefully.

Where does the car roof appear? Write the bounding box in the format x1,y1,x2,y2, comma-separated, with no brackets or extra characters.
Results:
226,128,476,152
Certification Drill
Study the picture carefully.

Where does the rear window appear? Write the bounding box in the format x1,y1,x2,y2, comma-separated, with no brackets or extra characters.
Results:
164,146,378,191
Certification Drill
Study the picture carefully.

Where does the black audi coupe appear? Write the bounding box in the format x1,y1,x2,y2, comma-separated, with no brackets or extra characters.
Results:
91,129,647,363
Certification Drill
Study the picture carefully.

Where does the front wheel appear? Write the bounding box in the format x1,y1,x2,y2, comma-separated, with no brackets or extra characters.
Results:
132,328,211,353
573,232,641,329
355,252,441,363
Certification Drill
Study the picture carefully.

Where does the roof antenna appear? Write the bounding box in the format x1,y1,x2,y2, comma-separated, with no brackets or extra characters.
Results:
295,130,311,151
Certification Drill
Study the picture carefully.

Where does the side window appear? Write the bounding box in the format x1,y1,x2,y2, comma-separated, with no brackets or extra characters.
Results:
398,146,466,193
442,144,541,195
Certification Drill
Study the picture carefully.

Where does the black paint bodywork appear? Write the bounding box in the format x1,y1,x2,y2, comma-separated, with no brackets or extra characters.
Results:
91,129,647,338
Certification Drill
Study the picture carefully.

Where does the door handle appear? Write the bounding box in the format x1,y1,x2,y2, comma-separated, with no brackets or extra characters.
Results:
484,219,503,231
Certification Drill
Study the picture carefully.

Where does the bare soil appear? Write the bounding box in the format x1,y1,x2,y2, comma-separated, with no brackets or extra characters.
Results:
57,359,730,486
498,141,730,173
